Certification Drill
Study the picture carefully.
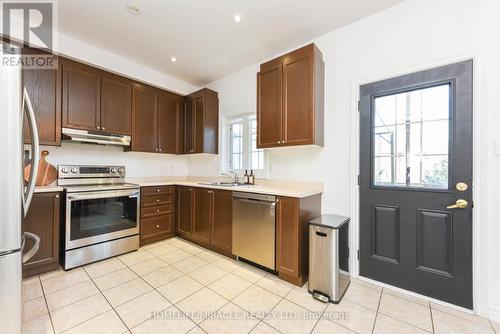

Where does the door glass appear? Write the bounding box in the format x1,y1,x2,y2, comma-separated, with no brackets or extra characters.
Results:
70,195,138,241
372,84,450,189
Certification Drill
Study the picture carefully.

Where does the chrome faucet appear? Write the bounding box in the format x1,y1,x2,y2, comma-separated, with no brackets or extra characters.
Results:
222,171,239,183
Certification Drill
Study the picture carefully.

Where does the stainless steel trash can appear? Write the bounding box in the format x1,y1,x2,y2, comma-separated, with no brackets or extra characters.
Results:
308,214,350,303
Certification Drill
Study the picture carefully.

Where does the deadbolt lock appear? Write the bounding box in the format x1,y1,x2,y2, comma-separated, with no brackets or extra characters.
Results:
456,182,468,192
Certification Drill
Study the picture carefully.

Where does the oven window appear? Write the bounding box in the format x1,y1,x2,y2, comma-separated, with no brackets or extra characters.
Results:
70,195,138,241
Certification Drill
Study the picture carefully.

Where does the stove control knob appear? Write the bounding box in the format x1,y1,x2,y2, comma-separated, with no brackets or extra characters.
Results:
111,168,117,173
71,168,78,173
118,168,124,173
61,167,69,173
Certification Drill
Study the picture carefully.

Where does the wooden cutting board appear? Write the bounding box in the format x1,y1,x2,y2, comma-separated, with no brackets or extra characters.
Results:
24,150,57,186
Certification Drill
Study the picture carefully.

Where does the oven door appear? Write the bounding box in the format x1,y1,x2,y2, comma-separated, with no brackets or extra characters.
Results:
65,189,140,250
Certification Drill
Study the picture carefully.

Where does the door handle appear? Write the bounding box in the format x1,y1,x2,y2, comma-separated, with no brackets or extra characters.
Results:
446,199,468,209
22,88,40,217
22,232,40,263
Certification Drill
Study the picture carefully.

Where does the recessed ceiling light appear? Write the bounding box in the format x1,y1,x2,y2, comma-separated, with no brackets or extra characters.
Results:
233,14,242,23
127,4,142,16
170,57,177,63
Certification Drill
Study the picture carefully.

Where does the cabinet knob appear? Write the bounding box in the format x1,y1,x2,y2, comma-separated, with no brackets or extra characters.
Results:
157,189,160,192
97,126,101,130
157,209,160,213
157,199,160,203
156,225,160,228
55,194,59,198
277,140,281,144
159,148,162,152
102,127,105,131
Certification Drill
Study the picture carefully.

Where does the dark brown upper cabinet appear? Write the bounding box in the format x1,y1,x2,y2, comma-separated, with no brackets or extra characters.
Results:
61,58,133,136
22,50,62,146
61,58,101,131
257,43,324,148
183,88,219,154
158,91,183,154
131,83,183,154
131,83,158,153
101,72,132,135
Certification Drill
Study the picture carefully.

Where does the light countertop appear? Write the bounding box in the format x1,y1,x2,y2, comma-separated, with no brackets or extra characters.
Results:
126,176,323,198
34,182,63,193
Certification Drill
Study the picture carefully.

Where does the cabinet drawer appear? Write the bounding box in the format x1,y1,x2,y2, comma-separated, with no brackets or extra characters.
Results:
141,204,173,218
141,186,174,196
141,194,174,207
141,215,173,239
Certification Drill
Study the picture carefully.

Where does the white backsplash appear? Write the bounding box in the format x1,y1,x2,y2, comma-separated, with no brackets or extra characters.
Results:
40,141,189,177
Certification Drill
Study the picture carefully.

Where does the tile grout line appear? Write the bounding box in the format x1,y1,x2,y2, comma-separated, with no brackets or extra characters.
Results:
36,274,57,334
429,300,435,333
371,287,383,334
81,265,131,334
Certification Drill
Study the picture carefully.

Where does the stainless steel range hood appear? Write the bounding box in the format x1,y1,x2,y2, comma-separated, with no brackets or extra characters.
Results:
62,128,131,147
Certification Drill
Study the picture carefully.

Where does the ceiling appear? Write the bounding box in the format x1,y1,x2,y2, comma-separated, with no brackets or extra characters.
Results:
58,0,403,86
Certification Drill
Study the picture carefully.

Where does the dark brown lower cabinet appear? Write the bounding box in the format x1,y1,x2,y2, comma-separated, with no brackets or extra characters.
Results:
140,186,175,246
176,187,232,256
276,194,321,286
193,188,212,246
23,192,61,278
177,186,194,236
211,190,232,253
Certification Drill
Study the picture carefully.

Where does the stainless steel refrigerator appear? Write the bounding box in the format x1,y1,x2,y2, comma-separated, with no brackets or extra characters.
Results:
0,46,41,334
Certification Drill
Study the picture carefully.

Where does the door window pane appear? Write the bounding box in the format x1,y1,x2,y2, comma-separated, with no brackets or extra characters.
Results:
372,84,450,189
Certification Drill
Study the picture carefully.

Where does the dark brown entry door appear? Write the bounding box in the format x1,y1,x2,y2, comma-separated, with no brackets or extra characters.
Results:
359,61,473,308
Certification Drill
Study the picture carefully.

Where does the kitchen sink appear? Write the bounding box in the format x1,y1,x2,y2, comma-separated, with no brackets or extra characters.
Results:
197,181,248,187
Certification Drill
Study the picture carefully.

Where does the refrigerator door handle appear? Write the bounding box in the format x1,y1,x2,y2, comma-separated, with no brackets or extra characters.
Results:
22,232,40,263
22,87,40,217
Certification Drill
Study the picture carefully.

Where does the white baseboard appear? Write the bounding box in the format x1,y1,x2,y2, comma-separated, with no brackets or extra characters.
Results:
489,305,500,324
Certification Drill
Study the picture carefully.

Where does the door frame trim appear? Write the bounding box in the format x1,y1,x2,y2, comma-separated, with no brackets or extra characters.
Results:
349,50,488,316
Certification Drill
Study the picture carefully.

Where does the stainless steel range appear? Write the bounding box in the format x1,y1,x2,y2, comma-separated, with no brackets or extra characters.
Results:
58,165,140,269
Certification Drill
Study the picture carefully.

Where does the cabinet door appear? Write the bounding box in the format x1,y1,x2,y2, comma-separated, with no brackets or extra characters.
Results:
276,196,299,277
177,187,194,235
22,61,61,146
132,83,158,152
282,49,314,145
158,92,182,154
61,59,101,131
193,96,204,153
101,73,132,135
211,190,232,253
257,59,283,148
23,192,60,278
184,99,195,153
193,188,212,246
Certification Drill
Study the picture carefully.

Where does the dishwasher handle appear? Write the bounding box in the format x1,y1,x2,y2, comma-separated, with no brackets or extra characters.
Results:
234,198,276,207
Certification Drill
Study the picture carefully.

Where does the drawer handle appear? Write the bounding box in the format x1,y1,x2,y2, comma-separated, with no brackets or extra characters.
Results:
315,231,328,237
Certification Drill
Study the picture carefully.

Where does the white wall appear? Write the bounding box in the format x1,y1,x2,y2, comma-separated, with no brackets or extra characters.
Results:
55,32,199,95
40,142,189,177
202,0,500,319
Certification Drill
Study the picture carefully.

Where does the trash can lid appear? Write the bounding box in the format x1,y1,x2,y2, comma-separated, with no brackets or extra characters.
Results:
309,214,349,229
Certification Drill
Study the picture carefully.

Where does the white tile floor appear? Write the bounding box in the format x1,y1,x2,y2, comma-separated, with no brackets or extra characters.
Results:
22,237,499,334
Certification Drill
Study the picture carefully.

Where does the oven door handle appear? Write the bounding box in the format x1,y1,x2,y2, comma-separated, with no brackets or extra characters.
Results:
67,189,140,201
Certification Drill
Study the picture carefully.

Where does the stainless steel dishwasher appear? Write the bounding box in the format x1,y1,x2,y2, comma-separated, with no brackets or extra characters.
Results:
232,192,276,270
